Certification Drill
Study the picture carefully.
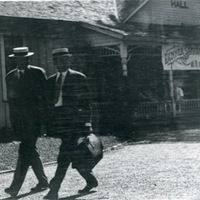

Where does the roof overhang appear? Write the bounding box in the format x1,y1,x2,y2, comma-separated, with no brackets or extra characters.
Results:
80,22,126,40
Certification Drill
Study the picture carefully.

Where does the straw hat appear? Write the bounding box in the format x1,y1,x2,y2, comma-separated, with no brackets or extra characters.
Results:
8,47,34,58
52,48,72,58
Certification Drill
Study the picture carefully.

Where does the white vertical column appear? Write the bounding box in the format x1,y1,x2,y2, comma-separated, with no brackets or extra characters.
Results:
120,42,128,76
169,64,176,116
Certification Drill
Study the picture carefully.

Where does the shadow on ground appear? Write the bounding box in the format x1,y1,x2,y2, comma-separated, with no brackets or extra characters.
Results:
1,191,96,200
59,191,96,200
1,190,50,200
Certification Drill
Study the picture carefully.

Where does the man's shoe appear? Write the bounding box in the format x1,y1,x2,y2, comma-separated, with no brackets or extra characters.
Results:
78,182,98,194
4,187,18,197
43,191,58,200
31,182,49,192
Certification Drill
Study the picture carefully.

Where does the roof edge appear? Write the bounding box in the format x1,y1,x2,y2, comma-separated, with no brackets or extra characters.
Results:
122,0,149,23
80,22,125,39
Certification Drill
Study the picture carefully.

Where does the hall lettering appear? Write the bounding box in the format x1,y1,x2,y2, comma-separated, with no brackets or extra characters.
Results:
171,0,189,9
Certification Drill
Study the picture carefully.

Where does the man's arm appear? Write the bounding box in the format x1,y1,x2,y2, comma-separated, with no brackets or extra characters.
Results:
37,68,48,124
76,74,93,135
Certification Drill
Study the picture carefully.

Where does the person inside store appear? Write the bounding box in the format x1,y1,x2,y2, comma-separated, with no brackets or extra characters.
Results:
174,84,184,101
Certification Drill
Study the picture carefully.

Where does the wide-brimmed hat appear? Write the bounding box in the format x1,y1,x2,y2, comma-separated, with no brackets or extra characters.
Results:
52,48,72,58
8,47,34,58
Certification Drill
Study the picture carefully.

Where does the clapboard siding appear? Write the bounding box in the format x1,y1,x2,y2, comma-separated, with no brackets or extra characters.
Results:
129,0,200,25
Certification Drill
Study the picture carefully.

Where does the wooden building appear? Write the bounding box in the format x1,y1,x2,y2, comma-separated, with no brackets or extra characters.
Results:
0,0,200,138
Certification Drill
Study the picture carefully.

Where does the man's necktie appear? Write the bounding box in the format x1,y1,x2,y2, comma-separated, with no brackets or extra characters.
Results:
18,71,25,86
18,71,24,80
54,73,62,104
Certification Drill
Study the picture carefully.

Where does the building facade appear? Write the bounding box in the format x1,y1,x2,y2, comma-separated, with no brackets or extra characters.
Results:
1,0,200,138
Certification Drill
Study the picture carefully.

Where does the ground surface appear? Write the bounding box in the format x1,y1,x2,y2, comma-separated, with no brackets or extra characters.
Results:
1,136,200,199
0,136,120,171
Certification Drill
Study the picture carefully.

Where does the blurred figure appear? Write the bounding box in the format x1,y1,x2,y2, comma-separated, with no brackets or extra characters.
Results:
175,85,184,101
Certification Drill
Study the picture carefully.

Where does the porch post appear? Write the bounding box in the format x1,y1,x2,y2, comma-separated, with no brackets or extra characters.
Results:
120,42,128,76
0,34,10,127
169,64,176,116
118,42,131,136
0,34,6,101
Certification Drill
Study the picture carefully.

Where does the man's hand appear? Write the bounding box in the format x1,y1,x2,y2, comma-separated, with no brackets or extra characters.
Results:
77,137,85,145
40,125,47,137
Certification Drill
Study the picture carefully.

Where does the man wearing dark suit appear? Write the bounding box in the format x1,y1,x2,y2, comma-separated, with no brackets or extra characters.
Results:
44,48,101,199
5,47,48,197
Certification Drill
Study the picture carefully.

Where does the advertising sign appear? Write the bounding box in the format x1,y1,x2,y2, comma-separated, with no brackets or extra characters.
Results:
162,44,200,70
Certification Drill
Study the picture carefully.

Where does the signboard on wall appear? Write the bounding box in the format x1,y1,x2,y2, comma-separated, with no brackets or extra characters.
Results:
162,44,200,70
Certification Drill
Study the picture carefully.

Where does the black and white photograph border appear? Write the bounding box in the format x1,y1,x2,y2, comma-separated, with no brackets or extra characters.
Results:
1,0,200,200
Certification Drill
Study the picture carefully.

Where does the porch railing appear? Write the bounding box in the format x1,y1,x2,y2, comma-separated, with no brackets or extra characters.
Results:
91,99,200,122
135,99,200,118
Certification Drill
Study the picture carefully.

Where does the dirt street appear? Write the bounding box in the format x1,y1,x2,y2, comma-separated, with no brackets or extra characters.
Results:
1,142,200,200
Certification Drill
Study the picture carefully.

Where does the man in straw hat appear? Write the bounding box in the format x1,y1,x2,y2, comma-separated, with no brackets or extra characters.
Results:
44,48,103,199
5,47,48,197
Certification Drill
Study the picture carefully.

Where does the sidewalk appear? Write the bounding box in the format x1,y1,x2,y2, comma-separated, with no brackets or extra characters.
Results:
1,140,200,200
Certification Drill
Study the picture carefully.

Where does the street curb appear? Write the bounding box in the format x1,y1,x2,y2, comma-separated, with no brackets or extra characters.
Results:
102,143,124,152
0,143,124,175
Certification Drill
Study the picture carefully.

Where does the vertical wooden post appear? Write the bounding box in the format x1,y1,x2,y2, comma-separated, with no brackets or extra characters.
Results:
120,42,128,76
119,42,132,133
169,64,176,116
0,34,7,101
0,34,10,127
